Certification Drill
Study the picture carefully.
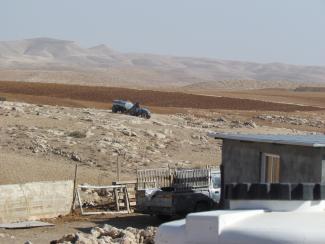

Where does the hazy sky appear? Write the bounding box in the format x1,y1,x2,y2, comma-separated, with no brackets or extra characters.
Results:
1,0,325,65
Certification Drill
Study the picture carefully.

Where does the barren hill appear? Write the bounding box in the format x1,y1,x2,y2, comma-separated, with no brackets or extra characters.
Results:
1,38,325,89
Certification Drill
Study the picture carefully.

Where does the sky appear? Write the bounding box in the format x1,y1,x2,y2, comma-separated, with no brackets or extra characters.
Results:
1,0,325,66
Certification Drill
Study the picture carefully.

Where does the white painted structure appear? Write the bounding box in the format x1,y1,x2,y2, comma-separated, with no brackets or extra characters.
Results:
230,200,325,212
0,180,74,223
155,201,325,244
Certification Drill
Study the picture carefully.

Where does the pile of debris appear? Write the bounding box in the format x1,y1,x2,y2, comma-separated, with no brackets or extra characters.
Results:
51,224,157,244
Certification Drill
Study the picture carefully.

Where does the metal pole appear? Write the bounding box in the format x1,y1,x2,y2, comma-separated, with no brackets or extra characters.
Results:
71,164,78,211
117,155,120,181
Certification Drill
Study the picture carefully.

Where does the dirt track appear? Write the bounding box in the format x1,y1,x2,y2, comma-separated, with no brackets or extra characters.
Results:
0,81,322,112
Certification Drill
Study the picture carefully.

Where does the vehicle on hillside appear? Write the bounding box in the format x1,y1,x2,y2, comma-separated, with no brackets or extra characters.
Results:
112,100,151,119
136,167,221,220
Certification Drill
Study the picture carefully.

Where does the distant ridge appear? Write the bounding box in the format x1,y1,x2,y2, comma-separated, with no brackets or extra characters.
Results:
0,37,325,89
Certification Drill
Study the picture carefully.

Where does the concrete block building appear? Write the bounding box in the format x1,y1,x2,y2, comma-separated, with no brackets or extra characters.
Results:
210,133,325,184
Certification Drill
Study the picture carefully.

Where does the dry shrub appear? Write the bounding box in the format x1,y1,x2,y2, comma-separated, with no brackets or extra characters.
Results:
68,131,86,138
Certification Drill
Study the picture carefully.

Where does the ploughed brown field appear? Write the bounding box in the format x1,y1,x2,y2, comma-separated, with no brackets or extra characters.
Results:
0,81,323,112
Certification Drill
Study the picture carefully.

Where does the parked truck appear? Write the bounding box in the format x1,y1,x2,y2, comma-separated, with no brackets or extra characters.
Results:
136,167,221,219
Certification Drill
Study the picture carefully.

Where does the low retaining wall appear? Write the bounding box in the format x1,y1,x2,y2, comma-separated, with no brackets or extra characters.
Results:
0,180,74,223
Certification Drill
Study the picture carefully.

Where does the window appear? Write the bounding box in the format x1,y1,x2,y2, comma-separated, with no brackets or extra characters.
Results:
260,153,280,183
211,173,221,188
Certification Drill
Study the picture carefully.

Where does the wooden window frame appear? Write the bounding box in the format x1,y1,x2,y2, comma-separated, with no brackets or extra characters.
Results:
260,153,280,183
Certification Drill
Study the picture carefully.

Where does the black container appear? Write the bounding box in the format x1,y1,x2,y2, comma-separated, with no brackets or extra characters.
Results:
249,183,270,200
270,183,291,200
291,183,314,200
233,183,250,200
314,184,325,200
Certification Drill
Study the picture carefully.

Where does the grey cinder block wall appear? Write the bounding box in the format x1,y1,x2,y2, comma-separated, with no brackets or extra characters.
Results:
222,140,325,184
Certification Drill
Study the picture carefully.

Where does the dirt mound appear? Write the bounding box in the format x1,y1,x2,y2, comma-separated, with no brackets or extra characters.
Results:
0,81,321,112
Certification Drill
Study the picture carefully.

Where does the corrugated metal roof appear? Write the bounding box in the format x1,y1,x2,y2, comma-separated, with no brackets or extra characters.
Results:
208,133,325,147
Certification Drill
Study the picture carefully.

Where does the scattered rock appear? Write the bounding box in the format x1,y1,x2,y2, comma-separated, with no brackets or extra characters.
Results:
152,120,165,126
71,152,81,162
154,133,166,139
214,116,227,122
52,233,76,243
103,225,122,238
53,225,158,244
144,130,155,137
75,232,98,244
255,114,324,128
122,129,137,137
243,121,257,128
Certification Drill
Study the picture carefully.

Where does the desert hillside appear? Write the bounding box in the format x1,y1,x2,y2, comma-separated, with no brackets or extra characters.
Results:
1,38,325,89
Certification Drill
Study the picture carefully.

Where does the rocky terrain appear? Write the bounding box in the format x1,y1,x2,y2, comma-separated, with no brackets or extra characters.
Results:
1,100,322,185
0,98,324,243
255,114,325,128
0,101,250,184
1,38,325,89
51,225,157,244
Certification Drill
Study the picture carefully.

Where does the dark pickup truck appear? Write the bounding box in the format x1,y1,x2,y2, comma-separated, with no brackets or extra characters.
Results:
112,100,151,119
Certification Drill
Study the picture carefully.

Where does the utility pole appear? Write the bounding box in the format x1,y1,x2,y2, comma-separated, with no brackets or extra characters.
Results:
116,155,120,182
71,164,78,212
